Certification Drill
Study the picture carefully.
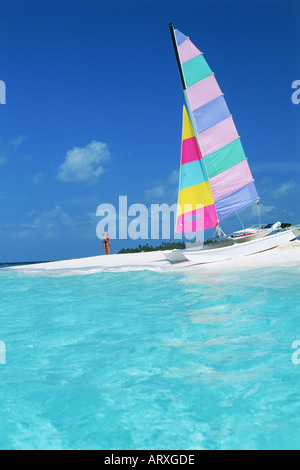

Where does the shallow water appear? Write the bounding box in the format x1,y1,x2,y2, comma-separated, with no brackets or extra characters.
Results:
0,266,299,449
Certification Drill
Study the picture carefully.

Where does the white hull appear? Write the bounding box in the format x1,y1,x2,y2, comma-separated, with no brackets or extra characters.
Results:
163,249,187,263
185,229,297,264
164,226,300,264
163,226,274,263
230,230,271,243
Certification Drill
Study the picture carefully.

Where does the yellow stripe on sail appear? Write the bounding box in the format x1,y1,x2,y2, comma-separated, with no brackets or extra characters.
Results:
182,106,195,140
177,181,214,215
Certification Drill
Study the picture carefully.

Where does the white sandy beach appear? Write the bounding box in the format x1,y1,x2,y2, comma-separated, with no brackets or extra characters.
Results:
10,239,300,274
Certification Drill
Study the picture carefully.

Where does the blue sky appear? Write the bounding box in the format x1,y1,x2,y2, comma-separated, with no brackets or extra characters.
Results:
0,0,299,262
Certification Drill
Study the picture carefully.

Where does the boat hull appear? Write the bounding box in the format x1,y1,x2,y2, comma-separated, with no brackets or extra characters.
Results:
184,229,297,264
230,230,270,243
292,224,300,238
163,249,188,263
163,228,271,263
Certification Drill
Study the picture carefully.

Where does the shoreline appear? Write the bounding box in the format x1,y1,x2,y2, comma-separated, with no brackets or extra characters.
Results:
7,239,300,274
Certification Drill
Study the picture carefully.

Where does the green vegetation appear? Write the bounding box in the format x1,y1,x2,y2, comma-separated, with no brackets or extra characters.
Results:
118,241,185,254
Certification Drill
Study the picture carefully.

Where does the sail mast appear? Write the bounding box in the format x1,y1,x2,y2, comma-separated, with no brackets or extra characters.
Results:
169,23,210,180
169,24,200,138
169,23,186,91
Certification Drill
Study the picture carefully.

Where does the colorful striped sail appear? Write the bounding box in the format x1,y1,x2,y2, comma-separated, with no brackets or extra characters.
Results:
172,26,259,232
177,106,218,232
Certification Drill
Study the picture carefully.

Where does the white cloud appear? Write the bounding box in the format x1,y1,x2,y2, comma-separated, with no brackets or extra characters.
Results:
31,172,44,185
168,169,179,185
0,135,27,167
3,206,98,241
58,140,111,183
249,203,276,219
8,134,27,148
20,206,74,238
144,169,179,200
144,185,166,199
254,161,300,173
258,204,277,215
277,180,298,196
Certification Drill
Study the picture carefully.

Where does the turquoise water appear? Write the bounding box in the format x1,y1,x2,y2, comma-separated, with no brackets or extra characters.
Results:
0,265,300,450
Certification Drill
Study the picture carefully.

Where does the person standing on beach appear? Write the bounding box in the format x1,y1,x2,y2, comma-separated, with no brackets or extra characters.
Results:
102,233,108,255
106,233,110,255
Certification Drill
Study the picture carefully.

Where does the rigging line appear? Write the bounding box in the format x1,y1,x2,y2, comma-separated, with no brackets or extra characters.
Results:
257,201,261,225
235,211,252,243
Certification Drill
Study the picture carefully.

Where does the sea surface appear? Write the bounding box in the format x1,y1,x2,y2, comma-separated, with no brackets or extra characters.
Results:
0,264,299,450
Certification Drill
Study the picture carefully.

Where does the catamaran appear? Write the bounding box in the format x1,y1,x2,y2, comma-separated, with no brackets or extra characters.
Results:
163,25,300,264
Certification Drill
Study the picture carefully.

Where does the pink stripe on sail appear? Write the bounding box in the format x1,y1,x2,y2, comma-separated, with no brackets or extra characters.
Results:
176,204,217,232
181,136,202,165
210,160,254,202
178,38,202,64
187,75,223,111
198,116,239,157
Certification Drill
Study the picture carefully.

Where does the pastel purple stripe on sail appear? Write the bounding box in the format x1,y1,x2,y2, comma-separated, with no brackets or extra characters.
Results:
193,96,230,134
187,75,222,111
178,38,202,64
215,182,259,221
210,160,254,202
175,29,187,47
197,116,239,157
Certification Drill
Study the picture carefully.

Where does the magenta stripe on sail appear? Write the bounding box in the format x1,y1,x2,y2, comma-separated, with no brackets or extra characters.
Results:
178,38,202,64
176,204,218,232
197,116,239,157
187,75,222,111
209,160,254,202
181,136,202,165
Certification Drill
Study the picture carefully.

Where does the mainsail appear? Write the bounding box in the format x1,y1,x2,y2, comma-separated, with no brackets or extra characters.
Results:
171,25,259,233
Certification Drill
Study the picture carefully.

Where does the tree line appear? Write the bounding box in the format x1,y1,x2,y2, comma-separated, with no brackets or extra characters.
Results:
118,241,185,254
